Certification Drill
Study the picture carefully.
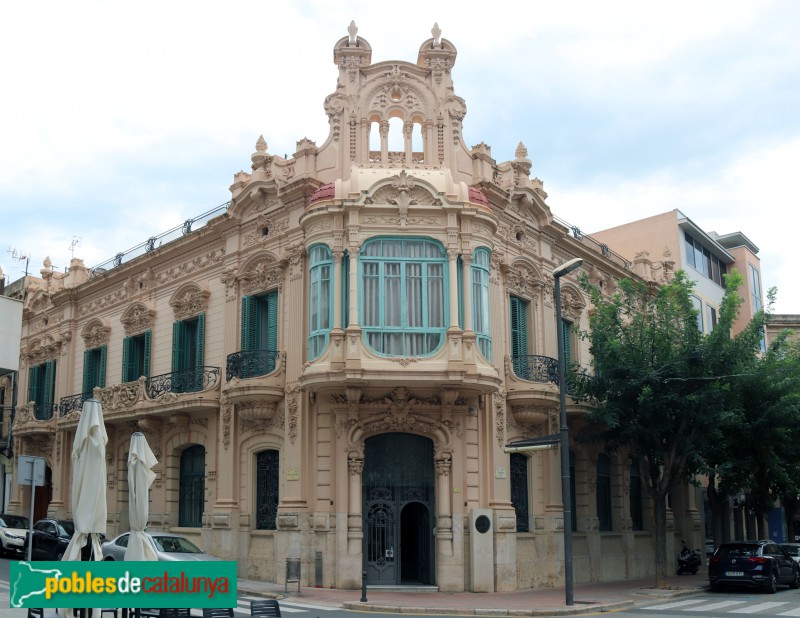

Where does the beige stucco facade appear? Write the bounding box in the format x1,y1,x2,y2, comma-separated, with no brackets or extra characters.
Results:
7,25,703,591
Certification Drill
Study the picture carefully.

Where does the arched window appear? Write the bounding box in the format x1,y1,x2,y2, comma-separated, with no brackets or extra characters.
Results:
510,453,529,532
256,450,280,530
597,454,612,531
308,245,332,360
361,238,447,356
179,445,205,527
471,248,492,360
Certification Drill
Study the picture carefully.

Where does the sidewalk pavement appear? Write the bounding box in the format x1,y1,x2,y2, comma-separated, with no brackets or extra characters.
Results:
237,573,708,616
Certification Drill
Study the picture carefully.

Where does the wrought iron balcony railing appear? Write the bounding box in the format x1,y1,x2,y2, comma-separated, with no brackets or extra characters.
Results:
33,401,55,420
59,391,93,417
511,355,559,385
146,366,220,398
226,350,281,381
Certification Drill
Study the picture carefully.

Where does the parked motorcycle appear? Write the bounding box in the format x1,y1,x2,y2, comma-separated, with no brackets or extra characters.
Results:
677,540,702,575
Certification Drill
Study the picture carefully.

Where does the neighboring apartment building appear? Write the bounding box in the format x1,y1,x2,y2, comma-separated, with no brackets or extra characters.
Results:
592,210,763,337
9,26,703,590
593,210,766,542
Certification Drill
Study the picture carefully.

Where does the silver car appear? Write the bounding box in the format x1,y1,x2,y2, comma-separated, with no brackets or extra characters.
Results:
102,532,221,562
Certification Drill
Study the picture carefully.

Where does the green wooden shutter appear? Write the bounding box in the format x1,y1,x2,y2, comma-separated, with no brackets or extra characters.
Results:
122,337,131,382
82,349,93,393
28,366,37,403
266,292,278,352
561,319,572,367
195,313,205,368
98,345,107,388
172,321,183,372
143,330,152,378
241,296,256,351
510,296,528,357
44,360,56,407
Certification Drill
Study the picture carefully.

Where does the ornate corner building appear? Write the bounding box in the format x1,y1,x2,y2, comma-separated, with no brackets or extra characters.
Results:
9,25,705,590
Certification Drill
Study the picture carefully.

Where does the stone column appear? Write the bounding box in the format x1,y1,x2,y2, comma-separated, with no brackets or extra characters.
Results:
435,455,454,556
347,454,364,555
403,121,413,166
447,250,459,329
379,121,389,164
461,253,473,332
332,251,343,330
347,251,359,328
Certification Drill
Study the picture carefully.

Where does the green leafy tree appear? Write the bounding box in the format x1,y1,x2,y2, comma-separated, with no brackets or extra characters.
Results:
574,270,743,587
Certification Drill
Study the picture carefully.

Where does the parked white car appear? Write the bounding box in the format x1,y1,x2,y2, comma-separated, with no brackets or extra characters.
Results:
102,531,221,562
0,514,30,556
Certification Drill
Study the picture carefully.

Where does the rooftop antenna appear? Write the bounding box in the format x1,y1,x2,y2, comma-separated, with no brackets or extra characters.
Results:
69,237,81,260
7,247,30,276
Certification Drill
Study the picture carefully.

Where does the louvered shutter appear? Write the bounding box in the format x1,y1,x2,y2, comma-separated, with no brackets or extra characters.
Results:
44,360,56,409
28,365,37,403
98,345,107,388
172,321,183,372
122,337,131,382
82,349,93,393
241,296,256,351
561,319,572,367
510,296,528,357
195,313,205,368
143,330,152,378
266,292,278,352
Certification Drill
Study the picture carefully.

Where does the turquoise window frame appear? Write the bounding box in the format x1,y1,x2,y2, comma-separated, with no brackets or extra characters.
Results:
308,244,333,360
359,237,448,357
471,248,492,360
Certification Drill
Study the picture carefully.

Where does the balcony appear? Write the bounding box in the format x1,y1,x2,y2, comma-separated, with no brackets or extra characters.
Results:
55,367,222,427
147,366,221,398
223,350,286,405
226,350,281,381
12,401,56,437
505,355,560,427
60,391,93,417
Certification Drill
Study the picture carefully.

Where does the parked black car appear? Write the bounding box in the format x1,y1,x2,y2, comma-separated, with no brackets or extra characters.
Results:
708,540,800,593
23,518,75,560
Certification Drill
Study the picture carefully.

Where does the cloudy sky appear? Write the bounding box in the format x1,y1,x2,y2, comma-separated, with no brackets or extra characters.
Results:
1,1,798,311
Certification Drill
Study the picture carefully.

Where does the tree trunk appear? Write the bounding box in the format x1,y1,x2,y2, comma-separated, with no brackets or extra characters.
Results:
707,480,725,548
654,492,669,588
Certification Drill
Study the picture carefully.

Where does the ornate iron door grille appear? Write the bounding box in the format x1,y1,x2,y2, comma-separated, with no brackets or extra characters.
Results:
363,433,435,585
256,449,280,530
179,445,205,527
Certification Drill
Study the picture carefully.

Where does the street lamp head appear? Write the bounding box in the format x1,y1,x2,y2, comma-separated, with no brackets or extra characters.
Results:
552,257,584,279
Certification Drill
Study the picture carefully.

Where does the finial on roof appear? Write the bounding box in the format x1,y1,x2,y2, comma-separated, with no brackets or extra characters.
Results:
348,21,358,46
432,23,442,46
43,256,52,269
515,142,528,160
255,135,267,153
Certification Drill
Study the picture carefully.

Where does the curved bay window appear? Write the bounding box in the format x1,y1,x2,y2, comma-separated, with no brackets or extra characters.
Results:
179,445,205,527
471,248,492,360
361,238,447,356
308,245,333,360
256,449,280,530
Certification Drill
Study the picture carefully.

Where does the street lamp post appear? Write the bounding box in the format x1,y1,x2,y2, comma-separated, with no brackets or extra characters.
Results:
553,257,583,606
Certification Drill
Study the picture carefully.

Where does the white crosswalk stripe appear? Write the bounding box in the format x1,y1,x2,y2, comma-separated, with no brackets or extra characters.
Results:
642,599,708,610
730,602,789,613
778,608,800,616
692,601,749,611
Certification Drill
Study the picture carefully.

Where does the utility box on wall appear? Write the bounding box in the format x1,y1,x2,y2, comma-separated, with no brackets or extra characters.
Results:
469,508,494,592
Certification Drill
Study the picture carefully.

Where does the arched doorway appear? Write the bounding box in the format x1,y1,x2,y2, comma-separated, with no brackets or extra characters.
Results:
363,433,435,585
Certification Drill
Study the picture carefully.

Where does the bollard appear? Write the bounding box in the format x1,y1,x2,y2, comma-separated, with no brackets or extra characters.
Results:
360,570,368,602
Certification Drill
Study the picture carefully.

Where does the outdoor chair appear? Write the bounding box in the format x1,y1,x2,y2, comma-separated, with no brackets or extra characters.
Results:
202,609,234,618
139,610,190,618
27,610,43,618
250,599,281,617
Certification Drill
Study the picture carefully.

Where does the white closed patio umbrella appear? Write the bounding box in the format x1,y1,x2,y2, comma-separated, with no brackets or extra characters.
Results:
125,432,158,561
62,398,108,563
